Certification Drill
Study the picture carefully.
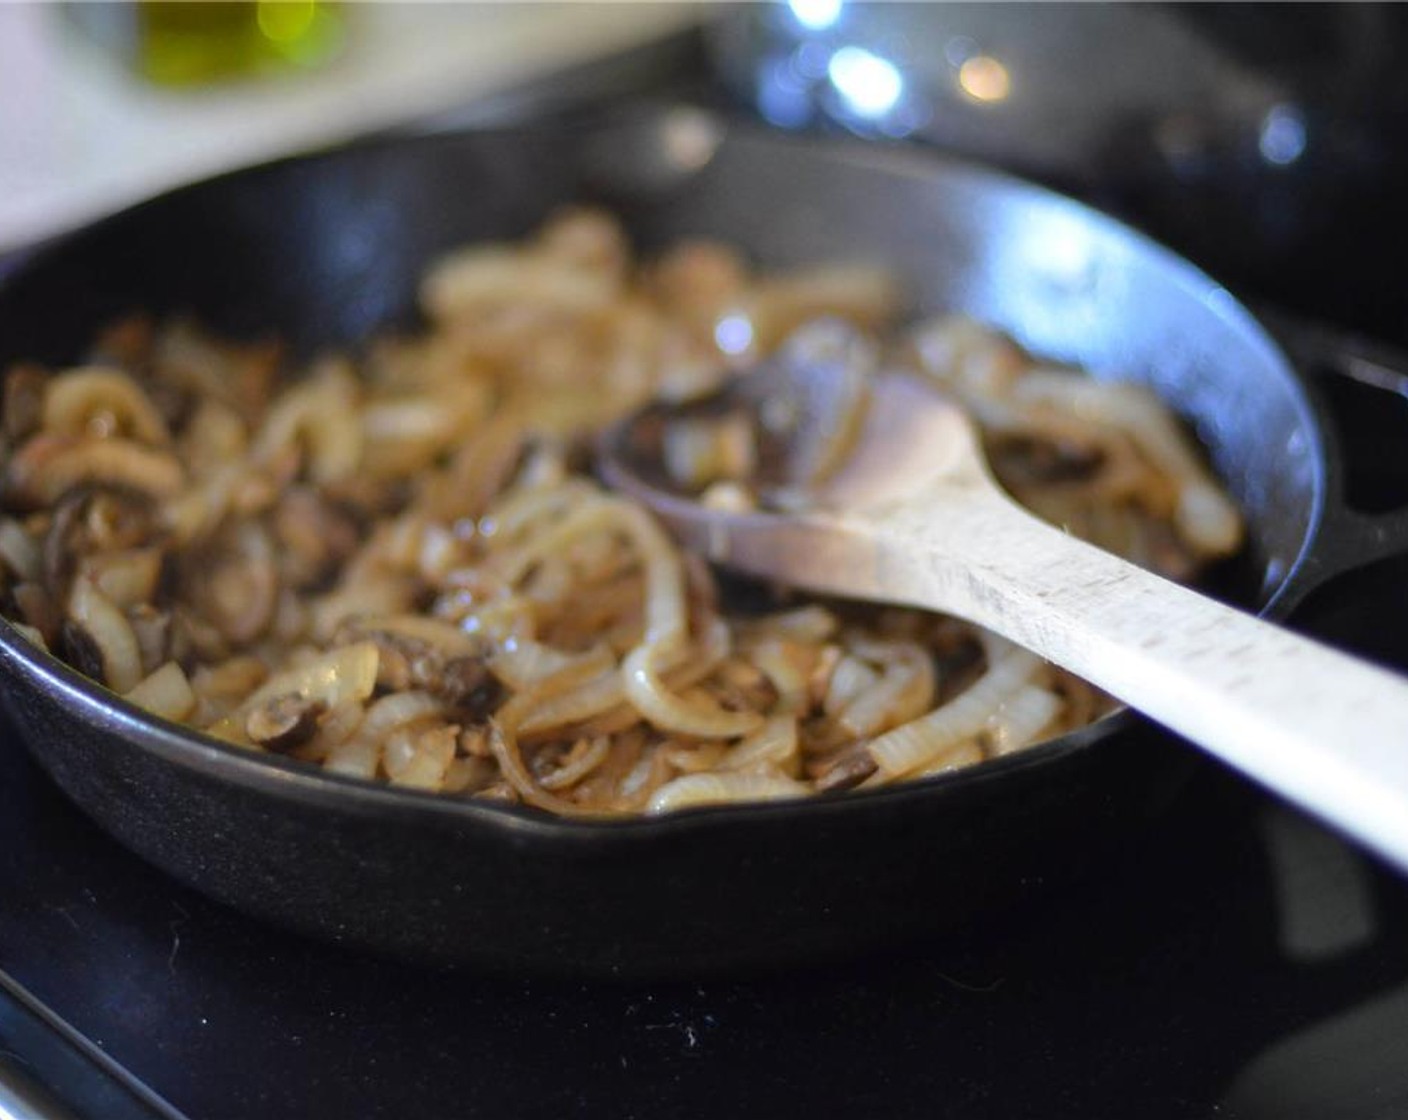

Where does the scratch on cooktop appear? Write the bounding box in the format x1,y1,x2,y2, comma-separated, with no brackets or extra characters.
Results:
935,971,1005,994
642,1019,705,1052
168,900,191,974
46,904,80,931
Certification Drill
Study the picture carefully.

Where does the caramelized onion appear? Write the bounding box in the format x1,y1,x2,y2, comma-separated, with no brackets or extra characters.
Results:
0,209,1242,815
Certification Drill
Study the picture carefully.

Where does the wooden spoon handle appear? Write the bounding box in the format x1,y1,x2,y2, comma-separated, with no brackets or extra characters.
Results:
863,489,1408,871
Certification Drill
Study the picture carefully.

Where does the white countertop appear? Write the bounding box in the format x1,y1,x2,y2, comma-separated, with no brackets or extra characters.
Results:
0,2,703,252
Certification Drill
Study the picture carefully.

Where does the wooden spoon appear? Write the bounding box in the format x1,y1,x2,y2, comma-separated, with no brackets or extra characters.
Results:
601,348,1408,872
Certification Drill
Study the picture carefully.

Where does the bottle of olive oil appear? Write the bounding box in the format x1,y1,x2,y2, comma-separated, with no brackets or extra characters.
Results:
69,1,346,86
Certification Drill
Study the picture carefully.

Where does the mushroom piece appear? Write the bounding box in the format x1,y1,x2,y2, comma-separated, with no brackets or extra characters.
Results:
201,641,379,746
65,575,143,692
439,655,501,710
271,487,362,590
708,660,780,714
42,366,172,446
809,747,879,792
988,430,1106,489
60,619,107,683
245,693,327,753
42,485,159,598
187,520,279,646
339,617,499,712
150,318,282,422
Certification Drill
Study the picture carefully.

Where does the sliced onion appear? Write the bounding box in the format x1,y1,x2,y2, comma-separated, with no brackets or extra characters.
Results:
125,661,197,723
646,772,807,815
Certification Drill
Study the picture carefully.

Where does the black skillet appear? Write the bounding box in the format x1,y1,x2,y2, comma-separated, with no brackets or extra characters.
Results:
0,106,1403,976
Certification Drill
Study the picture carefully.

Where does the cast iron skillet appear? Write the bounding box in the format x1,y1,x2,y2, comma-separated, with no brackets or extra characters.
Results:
0,107,1400,976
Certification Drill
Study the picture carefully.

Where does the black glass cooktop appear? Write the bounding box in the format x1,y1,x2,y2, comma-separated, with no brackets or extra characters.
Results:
4,697,1408,1120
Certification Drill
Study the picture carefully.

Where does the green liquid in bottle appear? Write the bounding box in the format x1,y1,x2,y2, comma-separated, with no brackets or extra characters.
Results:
134,1,344,86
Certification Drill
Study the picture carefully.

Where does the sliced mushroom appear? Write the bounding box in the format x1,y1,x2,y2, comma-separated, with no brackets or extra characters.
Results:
169,606,232,666
439,655,501,710
214,642,377,737
42,485,158,597
245,693,327,753
339,617,498,711
708,659,780,714
809,747,879,792
43,366,171,445
272,487,361,590
187,520,278,646
151,318,281,422
66,576,143,692
989,430,1106,488
60,619,107,683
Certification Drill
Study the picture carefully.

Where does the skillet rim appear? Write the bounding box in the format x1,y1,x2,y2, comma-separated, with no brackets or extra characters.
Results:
0,108,1326,840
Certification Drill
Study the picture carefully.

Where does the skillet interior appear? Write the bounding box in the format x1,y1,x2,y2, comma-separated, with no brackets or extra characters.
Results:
0,108,1325,974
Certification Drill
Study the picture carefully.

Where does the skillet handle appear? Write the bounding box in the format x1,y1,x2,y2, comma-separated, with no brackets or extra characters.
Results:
1265,311,1408,585
1319,505,1408,576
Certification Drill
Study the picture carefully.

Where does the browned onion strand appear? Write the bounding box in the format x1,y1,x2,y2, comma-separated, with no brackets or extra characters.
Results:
0,208,1243,816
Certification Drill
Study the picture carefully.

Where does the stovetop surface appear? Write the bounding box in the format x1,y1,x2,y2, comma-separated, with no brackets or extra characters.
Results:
7,17,1408,1120
5,706,1408,1120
